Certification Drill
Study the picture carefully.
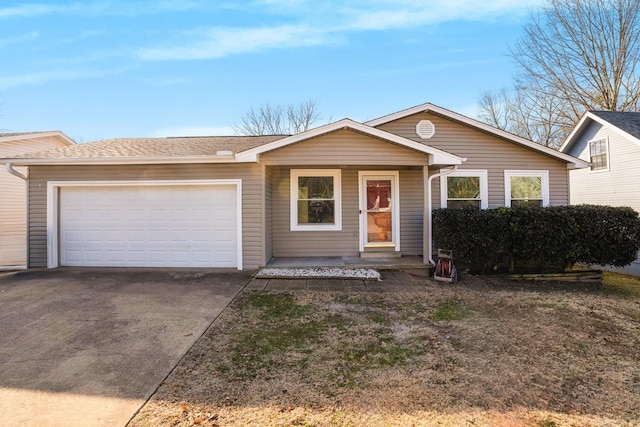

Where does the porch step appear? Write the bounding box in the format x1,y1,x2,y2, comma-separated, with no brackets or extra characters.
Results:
359,251,402,259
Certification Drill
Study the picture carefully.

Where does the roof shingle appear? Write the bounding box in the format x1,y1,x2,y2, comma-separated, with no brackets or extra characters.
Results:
590,111,640,141
7,135,287,160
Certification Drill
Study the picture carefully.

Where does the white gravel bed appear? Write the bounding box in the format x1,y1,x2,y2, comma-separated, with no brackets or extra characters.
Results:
255,267,381,280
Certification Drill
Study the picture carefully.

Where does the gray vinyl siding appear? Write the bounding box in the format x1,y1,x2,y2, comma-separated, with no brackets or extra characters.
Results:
27,164,264,269
567,121,640,211
377,112,570,207
263,129,431,257
269,166,425,257
261,129,430,166
264,165,273,264
398,169,425,255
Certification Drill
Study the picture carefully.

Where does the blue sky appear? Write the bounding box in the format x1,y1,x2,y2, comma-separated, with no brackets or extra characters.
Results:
0,0,545,142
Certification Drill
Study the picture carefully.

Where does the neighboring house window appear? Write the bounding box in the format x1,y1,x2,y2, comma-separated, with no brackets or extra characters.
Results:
589,138,609,171
290,169,342,231
504,170,549,207
440,170,488,209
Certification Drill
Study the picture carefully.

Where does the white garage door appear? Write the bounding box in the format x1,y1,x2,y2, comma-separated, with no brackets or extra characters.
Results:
59,185,239,268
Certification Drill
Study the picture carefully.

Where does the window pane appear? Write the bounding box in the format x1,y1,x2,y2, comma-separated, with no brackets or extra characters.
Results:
590,139,606,156
447,200,481,209
512,199,542,208
590,139,608,170
366,180,391,210
510,176,542,199
297,200,335,224
298,177,334,199
447,176,480,199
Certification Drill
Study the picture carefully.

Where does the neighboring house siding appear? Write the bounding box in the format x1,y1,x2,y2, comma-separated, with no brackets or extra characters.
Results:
0,138,68,266
269,166,425,257
377,112,570,207
567,122,640,211
27,164,264,269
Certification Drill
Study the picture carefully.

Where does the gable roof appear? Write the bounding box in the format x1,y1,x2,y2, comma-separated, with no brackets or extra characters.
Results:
560,111,640,152
0,131,75,146
235,118,464,166
367,102,588,169
3,135,286,165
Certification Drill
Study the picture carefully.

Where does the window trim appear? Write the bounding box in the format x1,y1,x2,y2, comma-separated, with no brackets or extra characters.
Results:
504,170,549,207
290,169,342,231
588,137,610,172
440,169,488,209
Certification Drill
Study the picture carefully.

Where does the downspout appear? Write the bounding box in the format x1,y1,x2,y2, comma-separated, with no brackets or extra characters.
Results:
6,163,28,180
425,165,459,265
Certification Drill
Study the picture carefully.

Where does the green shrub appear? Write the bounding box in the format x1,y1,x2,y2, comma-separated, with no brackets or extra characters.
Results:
433,204,640,274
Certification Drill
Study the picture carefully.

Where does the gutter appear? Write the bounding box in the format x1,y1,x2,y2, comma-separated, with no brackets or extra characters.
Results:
6,163,28,180
426,165,459,265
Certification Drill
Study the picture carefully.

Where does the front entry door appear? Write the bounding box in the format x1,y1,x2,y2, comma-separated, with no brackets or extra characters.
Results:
359,172,400,251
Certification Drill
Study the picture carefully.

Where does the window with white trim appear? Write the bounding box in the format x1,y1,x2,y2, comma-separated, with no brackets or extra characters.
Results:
290,169,341,231
504,170,549,207
440,170,488,209
589,138,609,171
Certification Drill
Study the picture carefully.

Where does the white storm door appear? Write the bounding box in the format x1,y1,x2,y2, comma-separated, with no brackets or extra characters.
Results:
359,172,400,251
58,184,239,268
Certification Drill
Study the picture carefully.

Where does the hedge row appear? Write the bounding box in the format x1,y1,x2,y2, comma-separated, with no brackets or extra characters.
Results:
432,205,640,273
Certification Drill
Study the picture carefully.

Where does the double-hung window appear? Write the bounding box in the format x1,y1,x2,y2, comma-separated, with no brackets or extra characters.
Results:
589,138,609,171
290,169,341,231
504,170,549,207
440,170,488,209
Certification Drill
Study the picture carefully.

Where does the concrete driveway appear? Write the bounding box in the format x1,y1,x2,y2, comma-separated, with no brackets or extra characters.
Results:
0,268,249,427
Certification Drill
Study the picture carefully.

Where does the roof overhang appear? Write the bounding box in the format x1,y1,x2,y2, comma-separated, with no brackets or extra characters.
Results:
0,155,237,167
367,103,589,169
235,118,463,166
0,131,75,146
560,111,640,152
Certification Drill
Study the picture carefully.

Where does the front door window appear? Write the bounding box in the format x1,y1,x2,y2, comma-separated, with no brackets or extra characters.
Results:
366,179,393,243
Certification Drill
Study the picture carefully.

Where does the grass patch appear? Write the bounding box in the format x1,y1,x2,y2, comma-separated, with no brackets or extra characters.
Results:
131,279,640,427
603,271,640,298
431,300,468,321
220,293,330,378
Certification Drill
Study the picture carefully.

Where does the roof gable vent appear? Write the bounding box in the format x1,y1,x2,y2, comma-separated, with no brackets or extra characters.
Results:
416,120,435,139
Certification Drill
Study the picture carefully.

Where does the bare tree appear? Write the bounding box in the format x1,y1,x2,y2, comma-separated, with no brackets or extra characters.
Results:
234,100,321,136
479,0,640,148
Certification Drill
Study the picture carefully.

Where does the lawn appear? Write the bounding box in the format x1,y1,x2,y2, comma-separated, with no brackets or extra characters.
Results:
129,271,640,427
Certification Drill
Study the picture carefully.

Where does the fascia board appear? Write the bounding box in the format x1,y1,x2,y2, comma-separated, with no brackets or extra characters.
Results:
0,131,75,146
0,155,238,166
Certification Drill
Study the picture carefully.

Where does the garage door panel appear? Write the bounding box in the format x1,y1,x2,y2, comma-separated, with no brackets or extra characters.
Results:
59,185,239,268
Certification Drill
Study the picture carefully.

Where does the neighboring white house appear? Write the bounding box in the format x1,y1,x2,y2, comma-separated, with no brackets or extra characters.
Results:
560,111,640,275
0,132,75,268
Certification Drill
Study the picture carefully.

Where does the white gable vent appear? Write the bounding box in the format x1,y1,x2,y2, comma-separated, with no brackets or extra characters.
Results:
416,120,435,139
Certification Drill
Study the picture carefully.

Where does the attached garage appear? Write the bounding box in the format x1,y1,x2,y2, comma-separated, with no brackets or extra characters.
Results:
48,180,242,269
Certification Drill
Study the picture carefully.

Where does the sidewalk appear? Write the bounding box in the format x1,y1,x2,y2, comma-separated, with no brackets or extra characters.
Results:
245,269,433,292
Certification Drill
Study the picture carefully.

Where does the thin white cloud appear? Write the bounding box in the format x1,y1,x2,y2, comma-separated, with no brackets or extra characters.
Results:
138,24,332,61
0,67,130,92
0,1,206,19
151,126,236,137
137,0,544,61
0,31,38,47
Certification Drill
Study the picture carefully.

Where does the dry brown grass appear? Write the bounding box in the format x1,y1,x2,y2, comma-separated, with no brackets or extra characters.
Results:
129,271,640,427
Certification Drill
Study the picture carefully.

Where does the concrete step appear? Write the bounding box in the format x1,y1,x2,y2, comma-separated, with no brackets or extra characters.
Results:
360,251,402,259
